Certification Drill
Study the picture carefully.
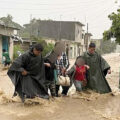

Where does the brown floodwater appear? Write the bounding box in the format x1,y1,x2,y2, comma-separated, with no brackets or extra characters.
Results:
0,53,120,120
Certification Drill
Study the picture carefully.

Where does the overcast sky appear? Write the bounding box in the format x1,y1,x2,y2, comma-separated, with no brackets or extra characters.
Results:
0,0,119,38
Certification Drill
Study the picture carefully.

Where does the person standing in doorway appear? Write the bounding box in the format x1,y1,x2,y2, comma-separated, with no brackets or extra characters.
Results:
2,49,11,67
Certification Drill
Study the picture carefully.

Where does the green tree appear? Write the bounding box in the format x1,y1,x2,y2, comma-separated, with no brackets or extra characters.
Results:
0,14,22,29
103,30,111,41
0,14,13,26
32,37,54,56
42,43,54,56
13,45,24,59
103,10,120,44
33,37,47,47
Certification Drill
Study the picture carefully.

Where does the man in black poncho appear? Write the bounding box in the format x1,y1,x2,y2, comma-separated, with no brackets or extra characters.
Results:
7,43,49,102
82,43,112,93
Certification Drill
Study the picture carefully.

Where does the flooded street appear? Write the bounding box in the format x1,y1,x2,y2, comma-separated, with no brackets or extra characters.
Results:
0,53,120,120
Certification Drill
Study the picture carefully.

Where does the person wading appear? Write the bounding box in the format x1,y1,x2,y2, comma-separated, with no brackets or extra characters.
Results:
7,43,49,102
82,43,112,93
55,52,70,97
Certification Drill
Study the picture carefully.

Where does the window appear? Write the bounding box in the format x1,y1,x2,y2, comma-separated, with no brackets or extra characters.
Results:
70,47,73,58
82,34,84,39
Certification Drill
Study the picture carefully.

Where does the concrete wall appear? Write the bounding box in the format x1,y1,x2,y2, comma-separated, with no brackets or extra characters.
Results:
0,35,2,63
74,23,85,54
75,23,82,42
91,39,102,49
0,36,14,63
0,25,15,62
83,44,86,52
74,45,77,58
0,26,14,36
0,25,17,63
69,43,83,59
30,21,75,41
116,45,120,53
45,39,55,44
69,45,74,59
9,37,13,60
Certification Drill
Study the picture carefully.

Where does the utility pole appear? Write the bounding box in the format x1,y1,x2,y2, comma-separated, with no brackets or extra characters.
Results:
100,39,103,54
87,23,88,33
30,14,32,45
59,15,62,40
86,23,88,51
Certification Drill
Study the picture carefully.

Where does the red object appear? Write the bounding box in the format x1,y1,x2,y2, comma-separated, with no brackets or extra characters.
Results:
74,65,86,81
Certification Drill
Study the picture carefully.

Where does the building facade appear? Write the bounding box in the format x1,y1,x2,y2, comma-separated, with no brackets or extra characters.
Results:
30,20,88,58
84,33,92,51
0,24,19,63
91,39,102,49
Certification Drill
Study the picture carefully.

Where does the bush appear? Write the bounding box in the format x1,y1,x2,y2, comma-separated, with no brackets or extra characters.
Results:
13,45,24,59
42,43,54,56
32,37,54,56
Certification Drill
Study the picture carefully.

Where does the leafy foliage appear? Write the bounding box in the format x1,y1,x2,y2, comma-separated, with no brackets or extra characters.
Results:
103,30,111,41
32,37,54,56
42,43,54,56
103,10,120,44
13,45,24,59
0,14,22,29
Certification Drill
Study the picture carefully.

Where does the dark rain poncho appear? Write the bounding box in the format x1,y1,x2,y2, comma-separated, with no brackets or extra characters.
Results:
82,52,111,93
7,50,49,101
44,51,56,82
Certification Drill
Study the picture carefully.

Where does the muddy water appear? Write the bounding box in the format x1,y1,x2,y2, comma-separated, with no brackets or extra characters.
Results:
0,53,120,120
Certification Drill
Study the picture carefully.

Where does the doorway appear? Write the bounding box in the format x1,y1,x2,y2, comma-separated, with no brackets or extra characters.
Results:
2,36,9,52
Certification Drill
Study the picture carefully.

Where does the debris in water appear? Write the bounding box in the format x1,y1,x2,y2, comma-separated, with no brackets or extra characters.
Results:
71,90,100,101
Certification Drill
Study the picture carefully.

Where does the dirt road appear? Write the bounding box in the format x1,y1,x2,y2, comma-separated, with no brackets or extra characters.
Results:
0,53,120,120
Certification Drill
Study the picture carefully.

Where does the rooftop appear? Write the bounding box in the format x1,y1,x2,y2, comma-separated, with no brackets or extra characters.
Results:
0,20,20,30
36,20,85,26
